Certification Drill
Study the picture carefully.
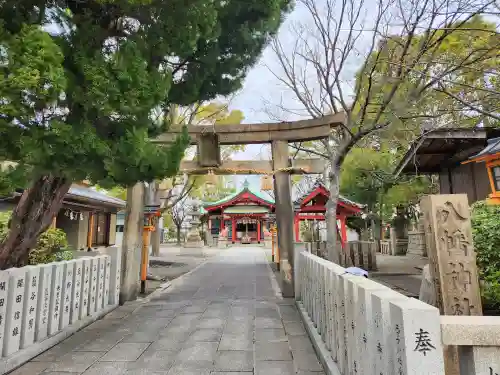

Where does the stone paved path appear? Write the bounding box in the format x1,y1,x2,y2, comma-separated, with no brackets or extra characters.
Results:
12,247,324,375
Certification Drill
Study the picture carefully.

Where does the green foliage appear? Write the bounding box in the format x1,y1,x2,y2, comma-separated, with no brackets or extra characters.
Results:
28,228,74,265
471,201,500,309
0,0,291,191
0,210,10,242
339,147,435,220
1,210,73,264
354,16,499,151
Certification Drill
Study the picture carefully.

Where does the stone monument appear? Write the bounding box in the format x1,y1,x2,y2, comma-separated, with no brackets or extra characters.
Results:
420,194,482,375
184,203,204,254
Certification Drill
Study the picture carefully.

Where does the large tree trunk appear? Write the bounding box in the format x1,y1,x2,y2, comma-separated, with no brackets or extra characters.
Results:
326,163,341,264
0,175,72,269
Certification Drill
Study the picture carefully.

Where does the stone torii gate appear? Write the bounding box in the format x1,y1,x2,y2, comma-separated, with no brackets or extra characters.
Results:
121,113,345,301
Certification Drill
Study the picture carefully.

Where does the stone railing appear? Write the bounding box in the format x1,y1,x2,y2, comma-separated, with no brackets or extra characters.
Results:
0,247,121,374
294,249,500,375
379,240,391,254
295,249,445,375
303,241,377,271
407,231,427,257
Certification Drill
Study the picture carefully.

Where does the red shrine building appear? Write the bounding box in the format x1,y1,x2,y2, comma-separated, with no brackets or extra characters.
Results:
202,179,364,246
293,180,364,245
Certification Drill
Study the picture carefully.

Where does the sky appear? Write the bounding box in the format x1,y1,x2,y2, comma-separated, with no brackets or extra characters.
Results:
225,5,310,191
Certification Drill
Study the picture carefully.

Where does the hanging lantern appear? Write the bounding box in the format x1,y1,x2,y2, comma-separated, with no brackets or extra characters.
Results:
261,175,273,191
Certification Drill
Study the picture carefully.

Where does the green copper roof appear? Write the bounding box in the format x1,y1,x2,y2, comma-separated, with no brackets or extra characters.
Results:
224,206,269,214
203,184,274,209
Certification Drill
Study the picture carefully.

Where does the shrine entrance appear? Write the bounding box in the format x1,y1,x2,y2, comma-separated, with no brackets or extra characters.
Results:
153,113,346,297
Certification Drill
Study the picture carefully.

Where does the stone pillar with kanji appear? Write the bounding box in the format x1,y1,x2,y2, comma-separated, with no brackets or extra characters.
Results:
420,194,482,375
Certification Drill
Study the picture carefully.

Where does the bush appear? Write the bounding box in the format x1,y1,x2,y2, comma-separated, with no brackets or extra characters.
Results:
0,211,10,242
471,201,500,310
0,211,74,265
29,228,74,265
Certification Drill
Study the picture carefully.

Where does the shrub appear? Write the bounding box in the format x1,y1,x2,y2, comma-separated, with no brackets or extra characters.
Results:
471,201,500,310
29,228,74,265
0,211,74,265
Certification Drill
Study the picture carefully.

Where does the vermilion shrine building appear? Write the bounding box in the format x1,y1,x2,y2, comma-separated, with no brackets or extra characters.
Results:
202,179,363,246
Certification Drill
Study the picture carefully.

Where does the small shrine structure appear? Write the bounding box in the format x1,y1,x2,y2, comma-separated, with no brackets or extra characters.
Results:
293,180,364,246
202,179,275,246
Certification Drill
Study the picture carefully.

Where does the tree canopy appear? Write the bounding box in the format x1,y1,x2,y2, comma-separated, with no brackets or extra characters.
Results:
0,0,292,267
0,0,291,189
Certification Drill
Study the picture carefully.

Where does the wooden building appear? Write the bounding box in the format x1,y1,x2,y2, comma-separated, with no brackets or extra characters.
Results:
202,180,275,244
202,179,364,246
395,127,500,205
293,180,364,245
0,183,125,250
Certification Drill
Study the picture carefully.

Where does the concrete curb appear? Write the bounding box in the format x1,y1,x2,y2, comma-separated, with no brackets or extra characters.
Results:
296,301,341,375
0,304,117,375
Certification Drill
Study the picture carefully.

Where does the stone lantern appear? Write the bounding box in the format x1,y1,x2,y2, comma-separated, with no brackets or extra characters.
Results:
184,202,204,248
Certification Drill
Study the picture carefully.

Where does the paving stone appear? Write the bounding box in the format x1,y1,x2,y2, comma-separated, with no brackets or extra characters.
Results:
255,360,295,375
7,362,50,375
125,370,170,375
76,333,125,351
188,328,223,342
292,351,323,372
148,337,186,351
100,343,151,361
283,321,307,336
121,331,160,343
177,342,219,361
129,349,177,371
214,351,253,372
224,322,253,335
255,317,283,329
81,361,130,375
167,361,214,374
197,318,226,329
45,351,105,373
183,305,208,314
31,344,73,362
255,328,287,342
210,373,253,375
218,334,253,351
288,335,316,353
255,342,292,361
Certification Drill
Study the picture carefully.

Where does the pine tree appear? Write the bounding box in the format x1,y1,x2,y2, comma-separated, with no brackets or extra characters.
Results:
0,0,291,268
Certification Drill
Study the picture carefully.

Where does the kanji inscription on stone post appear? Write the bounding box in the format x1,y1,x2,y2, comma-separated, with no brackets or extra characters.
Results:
70,259,83,324
420,194,482,316
60,261,75,329
79,258,91,319
3,268,26,356
20,266,39,349
35,264,52,341
0,271,10,356
48,263,64,335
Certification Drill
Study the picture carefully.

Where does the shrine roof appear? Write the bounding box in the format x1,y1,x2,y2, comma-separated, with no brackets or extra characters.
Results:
202,180,274,210
468,137,500,161
294,179,365,210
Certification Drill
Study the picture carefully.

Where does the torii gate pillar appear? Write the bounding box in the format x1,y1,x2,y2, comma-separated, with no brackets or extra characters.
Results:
271,140,295,297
